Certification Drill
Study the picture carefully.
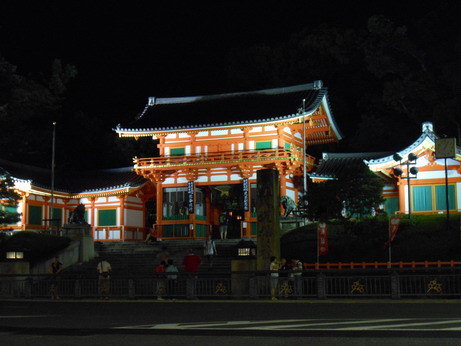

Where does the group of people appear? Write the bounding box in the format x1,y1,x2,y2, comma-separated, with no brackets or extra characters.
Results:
269,256,304,300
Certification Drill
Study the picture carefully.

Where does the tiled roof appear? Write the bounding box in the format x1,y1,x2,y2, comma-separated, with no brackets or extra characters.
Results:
0,158,147,194
309,152,393,179
116,81,332,132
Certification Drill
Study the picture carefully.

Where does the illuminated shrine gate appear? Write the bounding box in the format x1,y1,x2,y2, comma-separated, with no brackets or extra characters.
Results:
115,81,342,239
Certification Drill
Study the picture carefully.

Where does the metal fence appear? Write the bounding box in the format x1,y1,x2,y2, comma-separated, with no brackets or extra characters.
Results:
1,270,461,299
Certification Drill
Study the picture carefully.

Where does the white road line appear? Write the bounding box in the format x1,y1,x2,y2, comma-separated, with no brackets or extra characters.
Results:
339,319,461,330
0,315,50,318
242,318,412,330
115,319,314,330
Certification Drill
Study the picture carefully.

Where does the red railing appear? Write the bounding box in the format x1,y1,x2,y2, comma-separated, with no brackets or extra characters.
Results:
134,149,316,169
303,261,461,270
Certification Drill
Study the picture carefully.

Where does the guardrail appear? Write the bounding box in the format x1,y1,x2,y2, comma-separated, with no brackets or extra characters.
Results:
1,269,460,300
304,261,461,270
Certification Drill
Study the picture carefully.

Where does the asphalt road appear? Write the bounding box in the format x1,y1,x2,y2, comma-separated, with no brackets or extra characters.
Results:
2,299,461,345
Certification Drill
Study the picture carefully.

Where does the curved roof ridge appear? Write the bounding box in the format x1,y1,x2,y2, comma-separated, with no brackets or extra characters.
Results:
148,81,324,106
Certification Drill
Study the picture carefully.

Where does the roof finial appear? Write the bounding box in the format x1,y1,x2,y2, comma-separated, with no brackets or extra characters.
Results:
422,121,433,133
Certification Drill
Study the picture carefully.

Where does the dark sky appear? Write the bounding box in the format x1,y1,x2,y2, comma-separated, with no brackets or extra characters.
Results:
0,0,440,125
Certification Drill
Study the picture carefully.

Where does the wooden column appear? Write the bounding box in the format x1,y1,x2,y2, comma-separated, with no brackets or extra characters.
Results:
397,179,406,214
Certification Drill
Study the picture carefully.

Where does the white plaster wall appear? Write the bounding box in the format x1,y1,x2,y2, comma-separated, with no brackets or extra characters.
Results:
164,178,175,184
196,131,209,137
250,126,262,133
185,145,191,155
286,181,294,188
265,125,276,131
196,146,201,154
272,139,277,148
294,132,302,139
178,133,190,138
284,127,292,134
196,176,208,183
166,134,177,139
126,209,144,227
107,196,118,202
230,174,242,181
210,175,228,182
211,129,228,136
238,143,244,151
36,196,44,202
177,177,188,184
286,189,295,201
127,196,140,203
249,141,255,150
165,147,170,156
231,129,243,134
416,170,460,180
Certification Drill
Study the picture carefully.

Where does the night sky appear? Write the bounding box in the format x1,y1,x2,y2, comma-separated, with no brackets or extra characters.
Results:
0,0,440,123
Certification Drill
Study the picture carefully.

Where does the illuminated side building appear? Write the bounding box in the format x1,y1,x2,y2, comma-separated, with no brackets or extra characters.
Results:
115,81,342,239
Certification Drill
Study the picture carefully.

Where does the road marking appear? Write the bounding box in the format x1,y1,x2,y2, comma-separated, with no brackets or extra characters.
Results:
343,319,461,330
115,319,314,329
242,318,412,330
114,318,461,332
0,315,50,318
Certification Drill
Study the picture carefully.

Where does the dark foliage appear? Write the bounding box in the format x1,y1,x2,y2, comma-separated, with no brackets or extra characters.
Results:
1,231,71,263
281,214,461,263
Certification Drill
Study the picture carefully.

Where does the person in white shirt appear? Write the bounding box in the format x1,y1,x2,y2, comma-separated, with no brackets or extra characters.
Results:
203,235,218,269
96,259,112,299
269,256,279,301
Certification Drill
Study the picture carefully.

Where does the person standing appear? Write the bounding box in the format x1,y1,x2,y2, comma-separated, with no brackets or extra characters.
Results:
96,258,112,300
165,259,179,299
182,249,202,299
49,256,62,300
155,261,166,300
218,211,229,239
269,256,279,301
203,235,217,270
291,258,304,297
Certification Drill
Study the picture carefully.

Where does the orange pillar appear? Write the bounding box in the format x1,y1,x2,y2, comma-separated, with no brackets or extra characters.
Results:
397,179,406,214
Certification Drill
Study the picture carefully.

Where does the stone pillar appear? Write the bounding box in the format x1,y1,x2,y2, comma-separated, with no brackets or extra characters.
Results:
256,169,280,270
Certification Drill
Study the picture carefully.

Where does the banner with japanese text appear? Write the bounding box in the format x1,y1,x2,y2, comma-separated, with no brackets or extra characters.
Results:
318,222,328,256
384,216,400,248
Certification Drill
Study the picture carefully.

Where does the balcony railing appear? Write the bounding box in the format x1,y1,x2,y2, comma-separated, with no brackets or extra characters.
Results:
134,149,316,169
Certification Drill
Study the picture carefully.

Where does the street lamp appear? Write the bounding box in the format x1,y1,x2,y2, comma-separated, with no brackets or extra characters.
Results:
393,153,418,218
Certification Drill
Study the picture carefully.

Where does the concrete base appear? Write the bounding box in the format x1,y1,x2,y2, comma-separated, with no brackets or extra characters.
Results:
62,223,92,240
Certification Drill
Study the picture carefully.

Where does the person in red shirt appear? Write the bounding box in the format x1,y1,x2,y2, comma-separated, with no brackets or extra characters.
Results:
182,249,202,276
155,261,166,300
182,249,201,299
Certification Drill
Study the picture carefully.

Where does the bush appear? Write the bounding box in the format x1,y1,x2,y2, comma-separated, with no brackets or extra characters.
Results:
1,231,71,263
281,214,461,263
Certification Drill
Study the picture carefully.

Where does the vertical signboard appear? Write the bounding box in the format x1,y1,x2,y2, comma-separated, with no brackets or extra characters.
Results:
187,181,194,214
243,178,249,211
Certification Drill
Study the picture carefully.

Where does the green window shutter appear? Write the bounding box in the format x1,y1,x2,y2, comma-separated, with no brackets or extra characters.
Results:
52,208,62,227
412,186,433,211
29,205,42,225
284,142,291,149
436,185,456,210
251,222,258,235
5,206,17,214
384,197,399,215
256,141,272,150
171,148,185,156
84,210,89,223
98,209,116,226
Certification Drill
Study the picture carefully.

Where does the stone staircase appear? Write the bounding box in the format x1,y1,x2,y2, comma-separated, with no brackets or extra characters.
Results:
63,239,246,277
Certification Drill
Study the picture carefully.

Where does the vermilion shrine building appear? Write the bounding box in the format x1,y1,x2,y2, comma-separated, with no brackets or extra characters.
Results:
115,81,342,239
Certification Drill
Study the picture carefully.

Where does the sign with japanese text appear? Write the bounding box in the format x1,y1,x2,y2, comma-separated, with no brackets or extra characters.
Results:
187,181,194,214
243,178,249,211
318,222,328,256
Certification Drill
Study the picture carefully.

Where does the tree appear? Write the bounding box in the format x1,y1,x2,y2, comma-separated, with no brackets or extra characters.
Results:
335,162,384,219
0,168,20,226
308,162,384,220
